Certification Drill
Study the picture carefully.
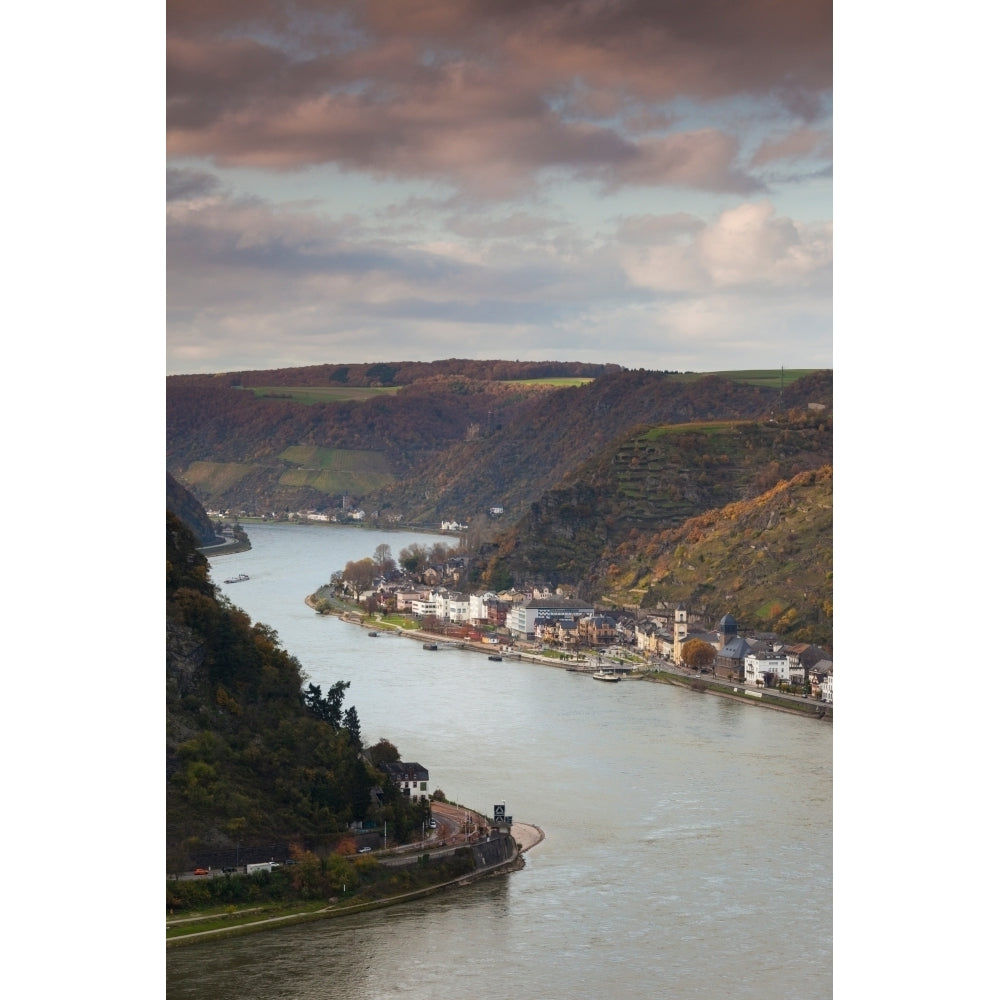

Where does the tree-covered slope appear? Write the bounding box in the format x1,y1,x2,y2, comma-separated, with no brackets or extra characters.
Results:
474,411,832,594
166,512,423,871
167,471,222,546
595,466,833,647
167,364,831,524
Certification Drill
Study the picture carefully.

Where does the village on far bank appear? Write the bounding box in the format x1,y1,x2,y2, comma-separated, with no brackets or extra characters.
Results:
208,515,833,706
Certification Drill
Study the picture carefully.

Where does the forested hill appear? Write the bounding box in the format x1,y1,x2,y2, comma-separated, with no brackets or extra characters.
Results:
470,413,833,646
167,471,222,546
371,369,831,525
597,466,832,646
167,364,831,523
166,512,426,871
171,358,620,389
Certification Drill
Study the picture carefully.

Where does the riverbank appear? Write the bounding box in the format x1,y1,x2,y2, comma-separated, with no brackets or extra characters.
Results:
167,809,544,948
310,595,831,721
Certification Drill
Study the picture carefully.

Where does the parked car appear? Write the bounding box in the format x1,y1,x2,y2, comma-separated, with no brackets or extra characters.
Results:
358,847,372,854
193,868,210,875
428,820,437,828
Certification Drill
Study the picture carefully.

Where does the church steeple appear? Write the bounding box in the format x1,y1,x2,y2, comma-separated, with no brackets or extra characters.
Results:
717,613,738,650
673,605,688,662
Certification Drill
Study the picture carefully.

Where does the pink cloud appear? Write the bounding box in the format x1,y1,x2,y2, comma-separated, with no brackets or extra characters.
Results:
167,1,831,194
751,128,833,166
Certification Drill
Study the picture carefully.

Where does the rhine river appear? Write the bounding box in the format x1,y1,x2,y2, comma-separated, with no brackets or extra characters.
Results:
168,521,832,999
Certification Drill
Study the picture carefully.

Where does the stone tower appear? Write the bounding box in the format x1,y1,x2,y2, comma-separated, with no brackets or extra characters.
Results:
673,606,688,662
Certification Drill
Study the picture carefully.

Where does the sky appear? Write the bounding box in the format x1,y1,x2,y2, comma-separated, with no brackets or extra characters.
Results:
166,0,832,376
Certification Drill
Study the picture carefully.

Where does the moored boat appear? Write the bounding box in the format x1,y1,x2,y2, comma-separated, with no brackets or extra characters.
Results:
224,573,250,584
593,669,621,682
488,655,503,662
368,631,379,637
423,643,438,650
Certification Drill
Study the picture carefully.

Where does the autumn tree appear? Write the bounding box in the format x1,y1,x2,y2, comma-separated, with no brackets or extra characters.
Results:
374,543,394,576
681,639,717,673
398,543,427,574
342,557,376,599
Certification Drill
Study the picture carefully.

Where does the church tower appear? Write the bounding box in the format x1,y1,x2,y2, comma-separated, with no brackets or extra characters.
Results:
673,606,688,662
717,613,738,651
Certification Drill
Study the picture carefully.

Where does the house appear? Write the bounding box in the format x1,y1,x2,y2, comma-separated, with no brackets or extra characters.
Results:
578,614,617,646
468,591,497,622
820,671,833,703
393,590,429,612
379,762,430,802
744,649,792,688
484,595,512,626
635,619,661,656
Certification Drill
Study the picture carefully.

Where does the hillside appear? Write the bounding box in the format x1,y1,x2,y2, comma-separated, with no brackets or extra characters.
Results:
472,411,831,597
167,361,833,648
594,467,833,647
168,364,831,524
166,511,428,871
167,471,222,546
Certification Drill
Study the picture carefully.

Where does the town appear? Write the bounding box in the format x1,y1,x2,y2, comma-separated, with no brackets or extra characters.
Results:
208,515,833,706
318,573,834,707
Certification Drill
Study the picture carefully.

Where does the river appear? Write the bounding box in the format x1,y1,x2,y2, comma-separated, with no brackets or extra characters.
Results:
167,521,832,999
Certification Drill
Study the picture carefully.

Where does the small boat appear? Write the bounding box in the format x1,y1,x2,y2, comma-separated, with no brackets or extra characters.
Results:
593,669,621,682
422,643,438,651
368,631,379,637
488,655,503,662
224,573,250,584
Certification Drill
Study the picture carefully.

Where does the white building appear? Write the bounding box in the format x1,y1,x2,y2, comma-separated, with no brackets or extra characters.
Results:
445,592,471,623
506,598,594,640
820,672,833,703
744,650,792,688
468,591,497,622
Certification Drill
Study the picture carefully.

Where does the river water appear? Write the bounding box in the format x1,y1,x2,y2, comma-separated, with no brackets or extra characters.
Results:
168,522,832,999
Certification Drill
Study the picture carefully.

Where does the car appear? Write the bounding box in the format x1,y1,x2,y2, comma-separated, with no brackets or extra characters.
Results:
193,868,210,875
358,846,373,854
428,820,437,828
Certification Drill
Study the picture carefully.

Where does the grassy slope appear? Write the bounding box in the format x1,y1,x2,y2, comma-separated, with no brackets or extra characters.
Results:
598,466,833,646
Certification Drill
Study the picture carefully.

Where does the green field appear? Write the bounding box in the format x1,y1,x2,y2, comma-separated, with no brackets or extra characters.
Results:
279,446,392,472
246,372,818,400
183,461,256,493
670,369,820,388
501,377,594,388
278,446,396,493
248,386,402,404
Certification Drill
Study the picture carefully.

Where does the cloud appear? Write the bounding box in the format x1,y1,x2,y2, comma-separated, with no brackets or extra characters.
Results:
166,166,223,203
620,201,832,294
167,171,829,374
751,127,833,167
167,0,831,196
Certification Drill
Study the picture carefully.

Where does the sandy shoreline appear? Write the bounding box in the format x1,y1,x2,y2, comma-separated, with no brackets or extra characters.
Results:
511,822,544,852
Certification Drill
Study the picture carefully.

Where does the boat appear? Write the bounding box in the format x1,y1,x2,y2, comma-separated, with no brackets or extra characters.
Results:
368,631,379,637
488,655,503,662
224,573,250,584
593,669,621,682
422,643,438,651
